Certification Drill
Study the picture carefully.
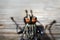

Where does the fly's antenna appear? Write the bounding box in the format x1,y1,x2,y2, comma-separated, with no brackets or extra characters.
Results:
30,10,33,17
25,10,28,17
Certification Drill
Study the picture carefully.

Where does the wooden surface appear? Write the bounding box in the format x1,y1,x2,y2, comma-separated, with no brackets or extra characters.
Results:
0,0,60,40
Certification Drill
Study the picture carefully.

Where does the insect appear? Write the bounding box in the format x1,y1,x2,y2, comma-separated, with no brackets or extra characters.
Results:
11,10,56,40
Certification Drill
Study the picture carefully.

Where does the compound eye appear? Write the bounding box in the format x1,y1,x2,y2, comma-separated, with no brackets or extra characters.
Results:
25,18,30,23
32,17,37,23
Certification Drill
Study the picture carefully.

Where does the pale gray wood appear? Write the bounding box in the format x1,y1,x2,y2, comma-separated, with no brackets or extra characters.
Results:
0,0,60,40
